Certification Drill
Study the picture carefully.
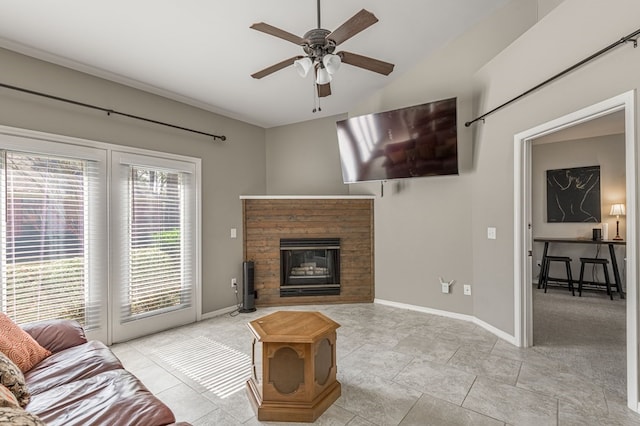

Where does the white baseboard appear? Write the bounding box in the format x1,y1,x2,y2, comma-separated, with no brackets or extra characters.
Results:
472,316,518,345
200,305,238,320
375,298,475,322
374,298,518,346
204,300,518,346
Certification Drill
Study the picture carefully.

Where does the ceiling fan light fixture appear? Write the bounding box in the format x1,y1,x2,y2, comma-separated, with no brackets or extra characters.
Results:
316,67,332,85
294,57,313,77
323,54,341,74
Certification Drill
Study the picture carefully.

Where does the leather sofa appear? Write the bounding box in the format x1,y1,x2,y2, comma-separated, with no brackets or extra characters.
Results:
21,319,189,426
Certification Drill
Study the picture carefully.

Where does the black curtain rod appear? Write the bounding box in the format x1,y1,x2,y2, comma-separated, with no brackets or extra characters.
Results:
465,27,640,127
0,82,227,141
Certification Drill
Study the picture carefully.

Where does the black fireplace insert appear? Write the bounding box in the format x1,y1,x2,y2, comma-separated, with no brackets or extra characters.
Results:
280,238,340,297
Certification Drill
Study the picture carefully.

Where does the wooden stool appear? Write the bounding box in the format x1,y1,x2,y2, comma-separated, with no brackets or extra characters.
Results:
541,256,574,296
578,257,614,300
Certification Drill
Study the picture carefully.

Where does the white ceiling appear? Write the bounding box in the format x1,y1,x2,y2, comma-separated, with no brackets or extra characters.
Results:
0,0,510,128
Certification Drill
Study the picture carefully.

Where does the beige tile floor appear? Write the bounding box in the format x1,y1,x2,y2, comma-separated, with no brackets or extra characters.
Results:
110,295,640,425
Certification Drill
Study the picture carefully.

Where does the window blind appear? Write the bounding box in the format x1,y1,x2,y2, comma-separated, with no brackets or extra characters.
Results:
120,165,193,321
1,151,100,326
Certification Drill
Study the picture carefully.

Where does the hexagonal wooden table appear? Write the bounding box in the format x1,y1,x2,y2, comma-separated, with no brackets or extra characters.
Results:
246,311,341,422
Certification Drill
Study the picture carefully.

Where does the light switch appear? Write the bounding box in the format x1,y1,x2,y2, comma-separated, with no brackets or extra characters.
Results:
487,227,497,240
230,228,237,239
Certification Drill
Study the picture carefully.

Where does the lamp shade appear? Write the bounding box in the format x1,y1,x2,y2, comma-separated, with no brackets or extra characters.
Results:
322,54,341,74
293,57,313,77
316,67,332,85
610,203,626,216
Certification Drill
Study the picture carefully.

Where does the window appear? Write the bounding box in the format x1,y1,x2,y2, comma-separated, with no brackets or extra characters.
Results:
0,127,200,344
0,145,106,334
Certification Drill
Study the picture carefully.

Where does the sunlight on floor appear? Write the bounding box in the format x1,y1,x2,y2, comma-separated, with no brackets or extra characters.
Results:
155,336,251,399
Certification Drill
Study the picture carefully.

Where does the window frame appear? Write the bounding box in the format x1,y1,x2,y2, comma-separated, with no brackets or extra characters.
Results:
0,125,202,345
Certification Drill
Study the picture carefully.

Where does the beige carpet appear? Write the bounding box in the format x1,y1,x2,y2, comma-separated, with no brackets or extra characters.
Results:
533,283,626,400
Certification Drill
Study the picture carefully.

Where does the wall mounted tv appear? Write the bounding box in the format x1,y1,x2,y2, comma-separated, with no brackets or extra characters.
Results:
336,97,458,183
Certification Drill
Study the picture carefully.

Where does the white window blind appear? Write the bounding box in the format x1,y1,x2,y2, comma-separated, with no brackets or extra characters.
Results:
120,164,193,321
0,150,100,327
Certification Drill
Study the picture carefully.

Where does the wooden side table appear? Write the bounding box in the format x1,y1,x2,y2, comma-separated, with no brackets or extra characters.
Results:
246,311,341,422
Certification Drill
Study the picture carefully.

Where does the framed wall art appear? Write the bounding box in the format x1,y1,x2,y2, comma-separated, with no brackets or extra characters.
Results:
546,165,601,223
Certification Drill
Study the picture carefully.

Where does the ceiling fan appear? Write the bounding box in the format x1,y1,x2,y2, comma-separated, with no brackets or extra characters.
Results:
250,0,395,98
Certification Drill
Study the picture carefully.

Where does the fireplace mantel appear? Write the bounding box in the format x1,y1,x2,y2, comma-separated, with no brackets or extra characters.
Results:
241,197,374,306
240,195,375,200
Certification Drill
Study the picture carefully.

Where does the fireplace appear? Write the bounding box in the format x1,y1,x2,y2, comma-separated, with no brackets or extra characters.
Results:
280,238,340,297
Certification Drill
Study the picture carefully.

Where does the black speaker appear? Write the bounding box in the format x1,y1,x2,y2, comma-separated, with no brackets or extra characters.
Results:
240,260,256,313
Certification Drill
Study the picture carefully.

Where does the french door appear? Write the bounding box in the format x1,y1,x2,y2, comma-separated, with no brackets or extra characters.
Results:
0,127,200,344
110,152,197,343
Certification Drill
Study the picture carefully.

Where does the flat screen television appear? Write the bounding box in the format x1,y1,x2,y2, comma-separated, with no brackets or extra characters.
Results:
336,97,458,183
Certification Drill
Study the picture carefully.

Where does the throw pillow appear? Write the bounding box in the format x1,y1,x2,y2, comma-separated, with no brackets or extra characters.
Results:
0,352,29,407
0,407,46,426
0,313,51,372
0,384,19,408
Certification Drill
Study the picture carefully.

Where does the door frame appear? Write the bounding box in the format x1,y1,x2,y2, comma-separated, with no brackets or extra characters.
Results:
513,90,638,411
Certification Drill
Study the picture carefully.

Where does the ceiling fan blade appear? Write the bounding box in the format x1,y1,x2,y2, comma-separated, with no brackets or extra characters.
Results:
338,51,395,75
317,83,331,98
250,22,305,45
251,56,301,79
327,9,378,46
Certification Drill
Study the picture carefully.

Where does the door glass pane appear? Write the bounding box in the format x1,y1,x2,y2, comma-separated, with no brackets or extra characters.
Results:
121,166,191,321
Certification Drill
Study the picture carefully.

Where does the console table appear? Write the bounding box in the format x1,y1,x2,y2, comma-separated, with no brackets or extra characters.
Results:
534,237,626,298
246,311,341,422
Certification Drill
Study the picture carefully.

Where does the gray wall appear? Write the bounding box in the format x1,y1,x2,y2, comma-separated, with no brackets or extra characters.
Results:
261,0,638,335
537,0,565,18
471,0,640,333
266,114,348,195
264,0,538,315
0,47,267,315
532,135,626,282
2,0,629,340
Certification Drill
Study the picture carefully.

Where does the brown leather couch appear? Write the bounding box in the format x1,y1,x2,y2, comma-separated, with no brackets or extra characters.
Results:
21,319,189,426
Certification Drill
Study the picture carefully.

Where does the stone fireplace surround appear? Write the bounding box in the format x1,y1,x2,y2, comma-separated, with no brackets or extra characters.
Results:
241,196,374,306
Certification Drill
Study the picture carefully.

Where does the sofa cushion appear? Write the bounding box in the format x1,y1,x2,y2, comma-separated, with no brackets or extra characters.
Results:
0,384,19,408
0,352,29,407
25,340,123,396
0,313,51,372
26,369,176,426
22,319,87,354
0,407,46,426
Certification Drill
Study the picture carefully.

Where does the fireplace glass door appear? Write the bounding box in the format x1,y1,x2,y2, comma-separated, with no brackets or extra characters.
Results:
280,238,340,296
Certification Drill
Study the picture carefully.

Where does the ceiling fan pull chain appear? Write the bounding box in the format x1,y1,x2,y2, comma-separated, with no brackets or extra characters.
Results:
311,82,323,113
312,82,318,113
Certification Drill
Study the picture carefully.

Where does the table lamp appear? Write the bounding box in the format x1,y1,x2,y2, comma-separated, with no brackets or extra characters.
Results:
610,203,625,240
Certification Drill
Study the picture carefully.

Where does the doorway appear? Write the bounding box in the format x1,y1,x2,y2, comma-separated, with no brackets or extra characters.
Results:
513,91,638,411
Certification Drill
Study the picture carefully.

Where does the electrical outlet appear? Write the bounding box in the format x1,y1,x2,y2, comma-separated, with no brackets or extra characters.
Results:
463,284,471,296
487,227,497,240
441,282,449,294
231,278,237,288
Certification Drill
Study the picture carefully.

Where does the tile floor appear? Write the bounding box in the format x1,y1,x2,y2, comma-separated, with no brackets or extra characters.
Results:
110,299,640,425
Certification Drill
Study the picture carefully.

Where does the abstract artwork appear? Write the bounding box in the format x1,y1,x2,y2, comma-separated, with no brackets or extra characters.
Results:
546,165,601,222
